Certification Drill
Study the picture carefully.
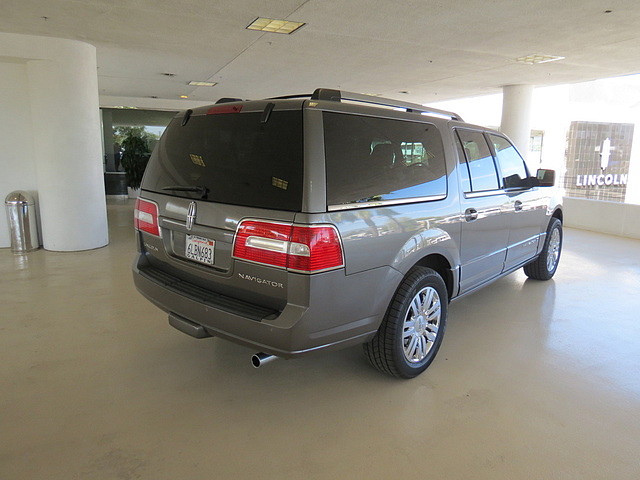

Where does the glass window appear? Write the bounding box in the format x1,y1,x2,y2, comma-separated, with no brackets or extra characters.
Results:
489,134,528,188
142,110,304,211
456,130,499,192
323,112,447,207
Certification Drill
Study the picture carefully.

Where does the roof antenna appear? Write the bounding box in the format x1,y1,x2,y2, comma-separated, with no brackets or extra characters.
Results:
181,109,193,126
260,103,275,124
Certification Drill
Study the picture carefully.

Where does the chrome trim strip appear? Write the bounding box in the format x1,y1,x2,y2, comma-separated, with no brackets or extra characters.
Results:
510,233,543,249
464,190,506,199
328,194,446,211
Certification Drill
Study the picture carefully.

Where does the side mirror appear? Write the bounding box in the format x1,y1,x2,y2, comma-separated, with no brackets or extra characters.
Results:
536,169,555,187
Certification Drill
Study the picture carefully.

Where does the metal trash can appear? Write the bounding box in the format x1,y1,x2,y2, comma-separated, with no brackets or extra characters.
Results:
5,191,40,253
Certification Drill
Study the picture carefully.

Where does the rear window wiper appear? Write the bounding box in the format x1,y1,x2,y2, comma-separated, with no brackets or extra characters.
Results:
161,185,209,199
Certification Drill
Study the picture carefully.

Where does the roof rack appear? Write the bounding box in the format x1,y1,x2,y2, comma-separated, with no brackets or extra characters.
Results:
309,88,463,121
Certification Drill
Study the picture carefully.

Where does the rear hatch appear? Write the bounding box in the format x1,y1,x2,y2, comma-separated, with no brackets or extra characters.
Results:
137,100,305,312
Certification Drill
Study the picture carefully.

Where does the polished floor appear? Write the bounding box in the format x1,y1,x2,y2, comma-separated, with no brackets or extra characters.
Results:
2,200,640,480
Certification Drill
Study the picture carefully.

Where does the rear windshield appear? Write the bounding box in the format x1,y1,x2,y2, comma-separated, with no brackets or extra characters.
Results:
323,112,447,208
142,110,303,211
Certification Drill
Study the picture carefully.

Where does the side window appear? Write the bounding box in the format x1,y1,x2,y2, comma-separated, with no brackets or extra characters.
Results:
489,134,528,188
456,129,499,192
323,112,447,207
454,131,472,193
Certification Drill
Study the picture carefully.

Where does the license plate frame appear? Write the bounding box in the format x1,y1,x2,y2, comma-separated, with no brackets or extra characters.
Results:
185,235,215,266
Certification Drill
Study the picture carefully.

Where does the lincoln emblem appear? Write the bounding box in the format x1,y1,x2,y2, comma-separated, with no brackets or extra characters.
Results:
186,202,197,231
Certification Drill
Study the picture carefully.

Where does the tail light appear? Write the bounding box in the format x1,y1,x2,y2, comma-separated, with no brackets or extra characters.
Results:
233,219,344,273
134,198,161,237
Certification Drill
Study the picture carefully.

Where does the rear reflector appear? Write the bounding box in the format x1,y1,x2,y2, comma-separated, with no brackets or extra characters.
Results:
134,198,161,237
233,219,344,273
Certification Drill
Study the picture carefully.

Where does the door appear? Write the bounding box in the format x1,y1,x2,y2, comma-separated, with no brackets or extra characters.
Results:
455,129,510,293
487,134,547,270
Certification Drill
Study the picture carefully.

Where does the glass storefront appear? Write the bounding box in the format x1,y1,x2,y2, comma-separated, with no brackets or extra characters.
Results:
101,108,177,195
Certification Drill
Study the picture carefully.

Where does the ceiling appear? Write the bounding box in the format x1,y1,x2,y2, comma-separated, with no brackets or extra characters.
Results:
1,0,640,106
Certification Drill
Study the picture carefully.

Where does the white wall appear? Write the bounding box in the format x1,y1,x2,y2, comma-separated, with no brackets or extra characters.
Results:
0,61,38,247
563,197,640,239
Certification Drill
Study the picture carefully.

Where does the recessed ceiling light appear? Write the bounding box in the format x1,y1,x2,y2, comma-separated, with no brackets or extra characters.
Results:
188,81,217,87
179,95,189,99
246,17,305,34
516,54,565,65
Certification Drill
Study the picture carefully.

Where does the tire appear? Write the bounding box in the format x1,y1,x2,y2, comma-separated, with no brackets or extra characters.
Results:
523,217,562,280
363,267,448,379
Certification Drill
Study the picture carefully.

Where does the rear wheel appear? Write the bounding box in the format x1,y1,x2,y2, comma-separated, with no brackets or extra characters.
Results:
364,267,447,379
523,217,562,280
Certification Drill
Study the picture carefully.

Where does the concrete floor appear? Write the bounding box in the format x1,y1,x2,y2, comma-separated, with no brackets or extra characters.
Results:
1,200,640,480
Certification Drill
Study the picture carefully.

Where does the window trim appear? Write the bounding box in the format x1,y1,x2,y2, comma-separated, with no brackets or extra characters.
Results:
485,132,532,190
454,127,502,194
328,194,447,211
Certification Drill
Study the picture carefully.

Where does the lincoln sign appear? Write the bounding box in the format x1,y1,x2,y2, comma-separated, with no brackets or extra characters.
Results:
564,121,633,203
575,173,628,187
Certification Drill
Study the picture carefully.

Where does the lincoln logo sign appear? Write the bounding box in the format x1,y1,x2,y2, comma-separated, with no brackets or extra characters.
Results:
574,136,628,188
576,173,628,187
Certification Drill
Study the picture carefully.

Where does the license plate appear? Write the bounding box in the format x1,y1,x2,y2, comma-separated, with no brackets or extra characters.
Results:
185,235,215,265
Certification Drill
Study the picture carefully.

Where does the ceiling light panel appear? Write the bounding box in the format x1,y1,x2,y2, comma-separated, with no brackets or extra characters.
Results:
516,54,565,65
188,81,217,87
246,17,305,34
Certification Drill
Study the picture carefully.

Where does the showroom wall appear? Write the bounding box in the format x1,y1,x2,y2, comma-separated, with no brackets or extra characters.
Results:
0,60,39,247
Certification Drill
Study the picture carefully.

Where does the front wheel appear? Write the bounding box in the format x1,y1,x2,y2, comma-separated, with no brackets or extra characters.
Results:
363,267,448,379
523,217,562,280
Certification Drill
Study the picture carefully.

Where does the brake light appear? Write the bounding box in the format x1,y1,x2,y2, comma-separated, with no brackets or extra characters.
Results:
233,220,344,273
134,198,161,237
206,104,243,115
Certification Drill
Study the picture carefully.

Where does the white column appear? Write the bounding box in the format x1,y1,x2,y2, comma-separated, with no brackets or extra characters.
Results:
0,33,108,251
500,85,534,158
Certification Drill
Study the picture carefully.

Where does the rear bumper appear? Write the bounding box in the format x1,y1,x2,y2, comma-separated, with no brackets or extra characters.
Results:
133,255,402,358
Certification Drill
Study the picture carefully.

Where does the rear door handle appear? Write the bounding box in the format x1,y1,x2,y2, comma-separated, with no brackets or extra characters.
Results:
514,200,523,211
464,208,478,222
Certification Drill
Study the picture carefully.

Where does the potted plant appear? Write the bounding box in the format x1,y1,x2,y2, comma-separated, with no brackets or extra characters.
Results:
120,130,151,198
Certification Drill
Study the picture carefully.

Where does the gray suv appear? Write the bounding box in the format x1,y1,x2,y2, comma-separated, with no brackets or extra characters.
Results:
132,89,562,378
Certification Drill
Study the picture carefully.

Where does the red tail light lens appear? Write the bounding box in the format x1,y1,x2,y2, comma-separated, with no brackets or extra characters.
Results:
232,220,292,268
233,219,344,273
134,198,161,237
288,225,344,272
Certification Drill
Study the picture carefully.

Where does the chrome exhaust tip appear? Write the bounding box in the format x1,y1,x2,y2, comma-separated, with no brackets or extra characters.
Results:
251,352,277,368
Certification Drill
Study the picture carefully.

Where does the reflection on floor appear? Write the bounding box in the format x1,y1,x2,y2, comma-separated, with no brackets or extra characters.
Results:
1,199,639,480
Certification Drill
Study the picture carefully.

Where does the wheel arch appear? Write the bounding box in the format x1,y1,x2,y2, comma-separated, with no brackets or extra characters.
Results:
551,207,563,224
413,253,455,301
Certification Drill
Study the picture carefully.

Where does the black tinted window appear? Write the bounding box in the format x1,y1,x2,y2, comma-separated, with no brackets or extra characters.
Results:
457,130,499,192
142,110,303,211
323,113,447,207
489,134,528,188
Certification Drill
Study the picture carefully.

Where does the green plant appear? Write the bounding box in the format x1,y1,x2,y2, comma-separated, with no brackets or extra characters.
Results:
120,133,151,190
